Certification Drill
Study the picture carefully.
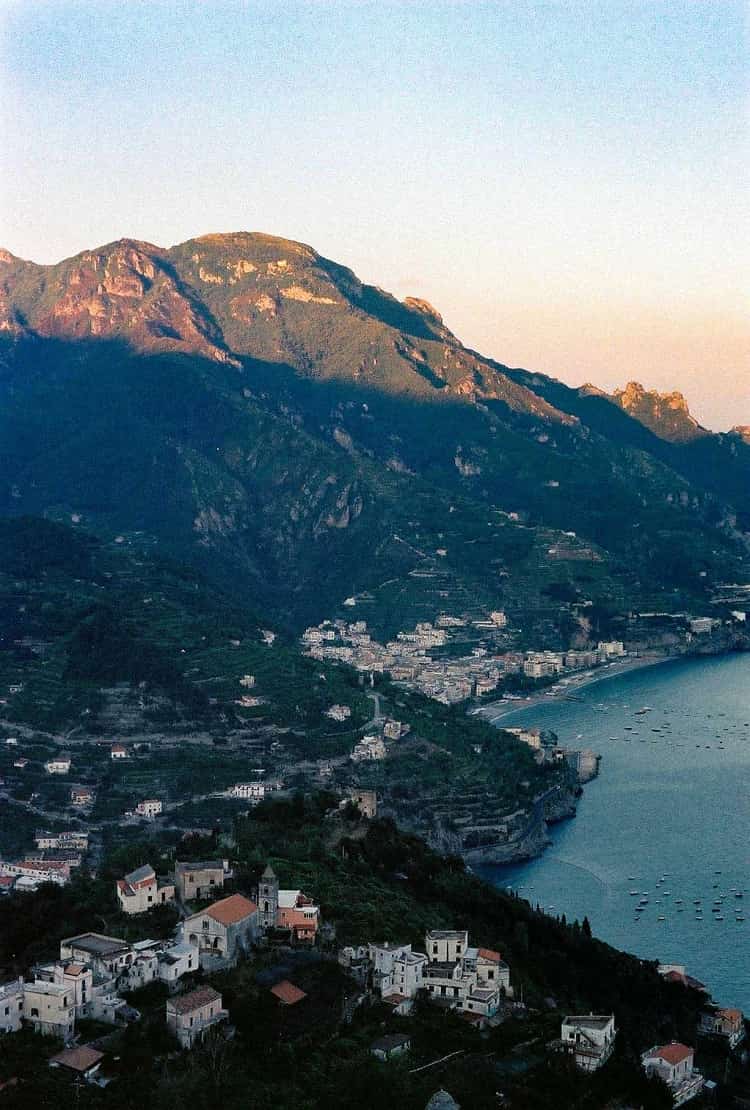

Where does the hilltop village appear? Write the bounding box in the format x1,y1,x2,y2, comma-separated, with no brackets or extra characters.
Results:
0,792,746,1107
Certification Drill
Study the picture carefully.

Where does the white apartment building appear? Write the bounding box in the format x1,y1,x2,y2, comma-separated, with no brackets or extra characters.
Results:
561,1014,617,1071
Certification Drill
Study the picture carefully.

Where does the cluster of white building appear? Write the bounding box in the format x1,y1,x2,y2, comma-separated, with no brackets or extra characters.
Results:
1,862,321,1053
0,830,91,894
339,928,511,1025
303,617,627,705
558,1015,705,1104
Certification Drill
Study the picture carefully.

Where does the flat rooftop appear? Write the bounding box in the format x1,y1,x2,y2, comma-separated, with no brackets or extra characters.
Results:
64,933,129,956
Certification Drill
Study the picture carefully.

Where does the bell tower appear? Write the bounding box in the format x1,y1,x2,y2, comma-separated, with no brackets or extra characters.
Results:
258,864,279,930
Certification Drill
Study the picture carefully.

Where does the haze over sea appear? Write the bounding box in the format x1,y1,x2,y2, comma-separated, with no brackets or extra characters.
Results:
480,653,750,1011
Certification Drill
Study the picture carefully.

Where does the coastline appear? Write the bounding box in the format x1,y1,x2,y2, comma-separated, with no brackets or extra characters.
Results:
473,651,678,724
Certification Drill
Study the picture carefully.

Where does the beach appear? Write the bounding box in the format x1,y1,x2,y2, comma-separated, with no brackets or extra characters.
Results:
473,651,676,724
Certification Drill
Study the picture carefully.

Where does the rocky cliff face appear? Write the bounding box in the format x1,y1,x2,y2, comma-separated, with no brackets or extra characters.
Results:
383,782,580,865
611,380,709,443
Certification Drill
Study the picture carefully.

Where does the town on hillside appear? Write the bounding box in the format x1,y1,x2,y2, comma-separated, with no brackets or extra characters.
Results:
0,826,745,1105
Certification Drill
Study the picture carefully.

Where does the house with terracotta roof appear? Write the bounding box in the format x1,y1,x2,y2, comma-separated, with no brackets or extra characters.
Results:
34,961,94,1018
110,743,128,760
166,986,227,1048
270,980,307,1006
116,864,175,915
0,875,17,896
641,1043,704,1105
475,948,511,993
698,1005,745,1049
70,786,94,807
49,1045,105,1083
560,1014,617,1071
277,889,320,943
182,893,258,968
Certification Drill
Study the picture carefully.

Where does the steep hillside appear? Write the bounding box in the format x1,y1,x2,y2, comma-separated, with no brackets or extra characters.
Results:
1,233,748,633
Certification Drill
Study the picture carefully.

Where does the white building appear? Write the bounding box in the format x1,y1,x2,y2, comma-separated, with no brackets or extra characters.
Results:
44,756,71,775
561,1014,617,1071
34,831,89,851
34,962,94,1018
158,941,200,986
166,986,227,1049
228,782,265,801
641,1043,704,1105
368,942,427,1002
425,930,469,963
110,744,128,759
351,735,386,762
134,799,163,819
116,864,175,915
22,980,75,1040
325,704,351,722
475,948,511,992
0,978,24,1033
70,787,93,806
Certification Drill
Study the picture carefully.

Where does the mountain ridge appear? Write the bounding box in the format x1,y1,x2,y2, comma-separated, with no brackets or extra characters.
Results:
1,231,748,632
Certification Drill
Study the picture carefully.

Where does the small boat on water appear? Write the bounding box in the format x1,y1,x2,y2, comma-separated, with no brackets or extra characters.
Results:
629,890,640,896
657,915,666,921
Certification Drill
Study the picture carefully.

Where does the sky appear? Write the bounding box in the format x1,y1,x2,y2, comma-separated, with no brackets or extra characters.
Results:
1,1,747,429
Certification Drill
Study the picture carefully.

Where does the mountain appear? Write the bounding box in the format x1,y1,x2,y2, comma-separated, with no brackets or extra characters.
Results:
1,233,748,634
608,380,709,443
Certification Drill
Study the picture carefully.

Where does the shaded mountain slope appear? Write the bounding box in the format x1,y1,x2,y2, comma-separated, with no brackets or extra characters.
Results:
0,233,748,631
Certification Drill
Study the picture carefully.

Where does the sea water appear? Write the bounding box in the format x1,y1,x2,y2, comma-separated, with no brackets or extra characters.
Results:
479,653,750,1010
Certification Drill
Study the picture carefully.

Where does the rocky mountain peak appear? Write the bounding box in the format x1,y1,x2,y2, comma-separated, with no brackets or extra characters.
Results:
611,380,707,443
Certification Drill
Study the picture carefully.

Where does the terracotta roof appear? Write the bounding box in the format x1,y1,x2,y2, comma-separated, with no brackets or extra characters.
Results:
477,947,502,963
206,893,257,926
652,1043,693,1065
270,979,307,1005
278,907,318,931
63,964,87,977
719,1007,742,1021
169,986,221,1014
50,1045,104,1073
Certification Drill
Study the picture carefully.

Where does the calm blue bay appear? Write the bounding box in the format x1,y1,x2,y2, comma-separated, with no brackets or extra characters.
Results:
478,653,750,1011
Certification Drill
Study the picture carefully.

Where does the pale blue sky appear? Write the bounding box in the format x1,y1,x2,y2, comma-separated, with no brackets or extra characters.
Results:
2,1,747,427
